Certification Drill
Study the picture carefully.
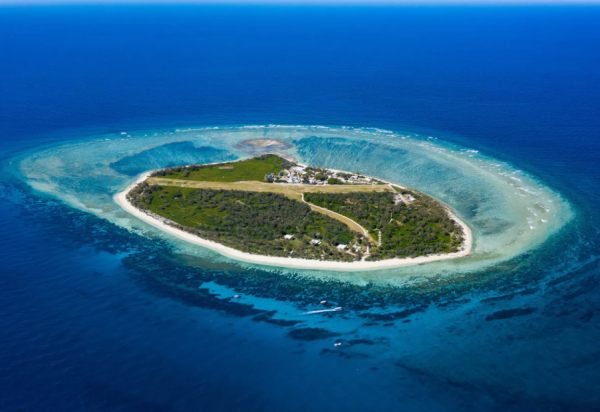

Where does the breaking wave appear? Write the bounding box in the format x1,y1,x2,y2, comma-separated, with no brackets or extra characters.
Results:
14,125,573,284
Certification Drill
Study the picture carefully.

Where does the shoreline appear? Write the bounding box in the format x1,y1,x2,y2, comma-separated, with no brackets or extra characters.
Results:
114,171,473,272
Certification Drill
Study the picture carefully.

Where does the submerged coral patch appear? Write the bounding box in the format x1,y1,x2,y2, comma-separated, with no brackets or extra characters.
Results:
17,125,571,284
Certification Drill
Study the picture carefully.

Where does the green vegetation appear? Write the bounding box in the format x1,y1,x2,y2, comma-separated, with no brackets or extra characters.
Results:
304,190,463,260
127,183,362,262
151,154,291,183
130,156,465,263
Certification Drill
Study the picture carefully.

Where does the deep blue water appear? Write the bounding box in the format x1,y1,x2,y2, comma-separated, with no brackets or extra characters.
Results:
1,5,600,412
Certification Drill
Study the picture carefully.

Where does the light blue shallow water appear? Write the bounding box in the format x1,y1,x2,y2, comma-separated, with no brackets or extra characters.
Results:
16,125,572,280
1,5,600,412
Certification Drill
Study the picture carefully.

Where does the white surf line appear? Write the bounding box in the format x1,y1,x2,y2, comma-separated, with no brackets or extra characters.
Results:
304,307,343,315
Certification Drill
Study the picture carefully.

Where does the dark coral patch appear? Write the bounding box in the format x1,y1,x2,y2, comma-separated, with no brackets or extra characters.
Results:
485,307,537,321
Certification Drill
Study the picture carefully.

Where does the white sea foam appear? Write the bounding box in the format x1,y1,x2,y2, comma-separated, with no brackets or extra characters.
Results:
16,125,573,285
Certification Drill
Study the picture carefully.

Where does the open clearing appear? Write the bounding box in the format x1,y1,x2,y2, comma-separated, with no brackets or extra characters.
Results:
160,155,288,182
148,178,393,202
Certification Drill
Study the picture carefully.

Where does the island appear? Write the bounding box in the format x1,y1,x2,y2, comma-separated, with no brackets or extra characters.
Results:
115,154,472,270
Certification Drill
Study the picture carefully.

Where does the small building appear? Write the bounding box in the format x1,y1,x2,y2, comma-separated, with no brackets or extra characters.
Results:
310,239,321,246
284,234,295,240
337,244,347,250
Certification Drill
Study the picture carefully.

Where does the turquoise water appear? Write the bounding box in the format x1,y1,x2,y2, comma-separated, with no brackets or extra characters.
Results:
5,123,589,411
17,125,571,282
2,5,600,411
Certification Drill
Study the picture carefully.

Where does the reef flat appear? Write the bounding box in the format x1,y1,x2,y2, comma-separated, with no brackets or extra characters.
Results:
19,125,570,282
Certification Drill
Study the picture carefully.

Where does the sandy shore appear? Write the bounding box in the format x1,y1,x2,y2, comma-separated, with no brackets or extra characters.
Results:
114,171,473,272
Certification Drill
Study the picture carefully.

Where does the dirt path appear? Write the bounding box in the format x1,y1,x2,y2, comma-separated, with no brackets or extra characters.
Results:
148,177,378,243
301,194,375,243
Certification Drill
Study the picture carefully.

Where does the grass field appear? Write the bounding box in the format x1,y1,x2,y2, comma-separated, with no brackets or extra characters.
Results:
154,154,289,183
147,178,393,202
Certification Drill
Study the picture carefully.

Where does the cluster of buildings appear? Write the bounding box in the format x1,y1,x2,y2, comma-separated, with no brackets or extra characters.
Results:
283,234,322,246
393,192,415,204
282,234,369,257
264,166,304,184
266,164,380,186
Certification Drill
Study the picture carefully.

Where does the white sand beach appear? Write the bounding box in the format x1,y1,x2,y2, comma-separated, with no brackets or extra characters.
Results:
114,172,473,272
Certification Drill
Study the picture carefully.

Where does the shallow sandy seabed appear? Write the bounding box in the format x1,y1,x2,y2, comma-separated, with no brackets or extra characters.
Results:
17,125,572,284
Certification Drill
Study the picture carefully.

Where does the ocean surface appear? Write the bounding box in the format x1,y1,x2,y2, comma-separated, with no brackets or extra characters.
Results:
1,5,600,411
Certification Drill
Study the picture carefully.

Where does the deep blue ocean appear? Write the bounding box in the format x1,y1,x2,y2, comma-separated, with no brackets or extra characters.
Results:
1,5,600,412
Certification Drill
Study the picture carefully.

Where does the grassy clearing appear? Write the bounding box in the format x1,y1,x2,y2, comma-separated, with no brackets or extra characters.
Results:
148,178,393,202
152,154,290,183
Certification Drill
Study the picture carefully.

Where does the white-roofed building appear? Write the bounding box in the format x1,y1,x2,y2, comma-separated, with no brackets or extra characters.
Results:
284,234,295,240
